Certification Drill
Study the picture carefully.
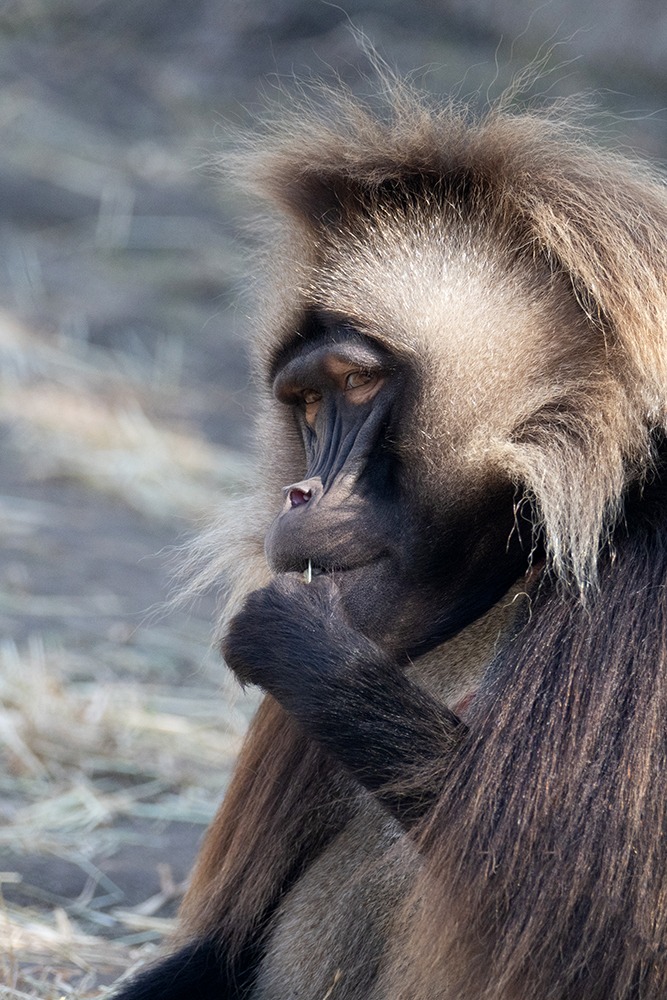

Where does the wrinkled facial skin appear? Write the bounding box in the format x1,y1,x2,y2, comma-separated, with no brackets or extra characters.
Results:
265,324,532,660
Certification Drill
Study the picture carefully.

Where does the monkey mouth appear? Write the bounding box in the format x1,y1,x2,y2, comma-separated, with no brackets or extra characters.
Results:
298,561,359,583
297,553,391,584
305,561,325,581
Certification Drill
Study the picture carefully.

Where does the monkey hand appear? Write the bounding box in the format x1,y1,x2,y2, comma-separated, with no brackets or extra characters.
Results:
221,573,385,705
222,573,465,827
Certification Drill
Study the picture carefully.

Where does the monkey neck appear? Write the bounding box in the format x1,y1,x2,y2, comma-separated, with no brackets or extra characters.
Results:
407,575,535,713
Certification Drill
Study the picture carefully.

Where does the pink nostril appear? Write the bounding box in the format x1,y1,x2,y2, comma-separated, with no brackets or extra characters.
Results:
289,487,312,508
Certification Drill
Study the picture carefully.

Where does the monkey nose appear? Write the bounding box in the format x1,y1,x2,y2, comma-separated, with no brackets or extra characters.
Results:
289,487,311,507
283,478,322,510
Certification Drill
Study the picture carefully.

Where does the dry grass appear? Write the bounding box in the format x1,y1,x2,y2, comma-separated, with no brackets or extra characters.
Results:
0,311,248,519
0,308,258,995
0,638,257,998
0,904,132,1000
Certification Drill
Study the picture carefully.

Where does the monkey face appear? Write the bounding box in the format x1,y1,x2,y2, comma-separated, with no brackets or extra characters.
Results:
264,319,532,660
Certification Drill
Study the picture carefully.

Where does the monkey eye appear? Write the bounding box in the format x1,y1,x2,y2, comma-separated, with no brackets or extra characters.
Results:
301,389,322,404
345,370,375,390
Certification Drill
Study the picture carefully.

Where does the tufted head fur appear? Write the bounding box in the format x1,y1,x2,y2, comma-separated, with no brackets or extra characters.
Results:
191,81,667,636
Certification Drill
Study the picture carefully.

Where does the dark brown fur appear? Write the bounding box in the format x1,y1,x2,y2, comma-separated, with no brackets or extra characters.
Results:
402,484,667,998
179,696,358,953
116,81,667,1000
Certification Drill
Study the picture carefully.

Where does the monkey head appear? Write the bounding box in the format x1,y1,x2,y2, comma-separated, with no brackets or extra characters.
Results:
218,96,664,706
262,314,532,660
251,186,614,665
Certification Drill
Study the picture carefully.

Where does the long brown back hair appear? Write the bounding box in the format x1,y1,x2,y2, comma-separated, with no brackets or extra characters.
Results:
401,467,667,998
179,80,667,996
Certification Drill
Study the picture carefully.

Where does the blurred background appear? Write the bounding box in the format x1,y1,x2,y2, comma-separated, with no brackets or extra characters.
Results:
0,2,666,996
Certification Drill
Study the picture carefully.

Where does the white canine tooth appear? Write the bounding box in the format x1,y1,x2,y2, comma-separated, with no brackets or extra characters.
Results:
304,559,312,584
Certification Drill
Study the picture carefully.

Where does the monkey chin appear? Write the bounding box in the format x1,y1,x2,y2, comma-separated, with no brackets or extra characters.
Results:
289,556,472,663
281,554,416,651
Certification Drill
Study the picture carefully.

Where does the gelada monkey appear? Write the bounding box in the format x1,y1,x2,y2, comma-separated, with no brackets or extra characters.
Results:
115,81,667,999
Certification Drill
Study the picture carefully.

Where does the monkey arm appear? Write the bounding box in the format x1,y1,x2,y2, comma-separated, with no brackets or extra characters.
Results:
222,575,467,828
310,656,468,827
